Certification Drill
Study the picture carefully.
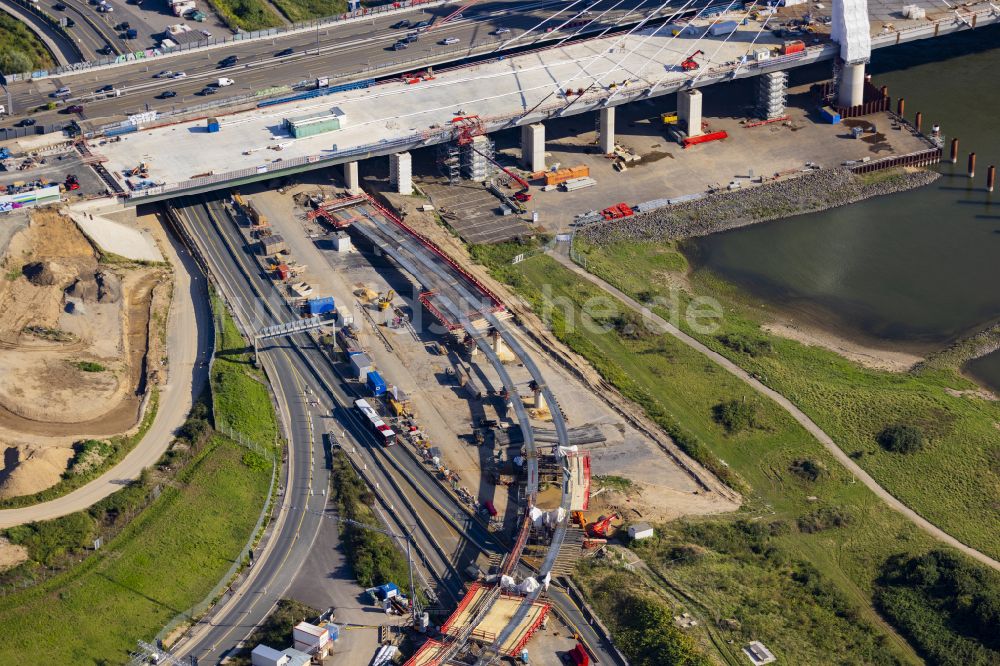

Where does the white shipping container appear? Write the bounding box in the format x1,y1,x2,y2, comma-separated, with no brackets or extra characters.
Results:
708,20,739,36
293,622,329,650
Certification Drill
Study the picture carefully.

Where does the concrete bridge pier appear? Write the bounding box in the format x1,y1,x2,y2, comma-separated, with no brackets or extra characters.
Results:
343,161,361,194
389,152,413,195
838,62,866,108
598,106,615,154
678,88,703,137
521,123,546,173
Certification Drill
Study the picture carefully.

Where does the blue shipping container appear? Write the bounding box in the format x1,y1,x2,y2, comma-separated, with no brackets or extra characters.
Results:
366,371,386,397
207,117,220,133
308,296,335,315
819,106,841,124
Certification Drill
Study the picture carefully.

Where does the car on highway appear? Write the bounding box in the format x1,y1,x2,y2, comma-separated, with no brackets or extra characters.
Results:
171,71,187,79
391,19,410,29
98,45,114,54
439,37,460,45
63,105,84,113
155,70,173,78
198,87,217,95
217,77,235,87
158,90,177,99
392,41,408,50
97,3,113,12
115,21,130,30
52,87,72,98
219,55,238,67
412,19,431,29
492,26,510,35
53,2,66,9
96,84,115,93
404,32,419,43
17,118,36,127
275,47,294,57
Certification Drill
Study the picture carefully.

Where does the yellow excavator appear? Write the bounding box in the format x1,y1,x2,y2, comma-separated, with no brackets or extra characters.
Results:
377,289,395,312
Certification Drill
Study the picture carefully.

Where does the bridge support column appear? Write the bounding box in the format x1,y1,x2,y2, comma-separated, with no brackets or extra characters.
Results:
678,88,703,137
838,62,866,108
389,152,413,195
343,161,360,194
533,387,547,411
520,123,546,173
598,106,615,154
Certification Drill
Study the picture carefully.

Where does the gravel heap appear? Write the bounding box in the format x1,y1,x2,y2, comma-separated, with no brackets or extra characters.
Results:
580,168,941,243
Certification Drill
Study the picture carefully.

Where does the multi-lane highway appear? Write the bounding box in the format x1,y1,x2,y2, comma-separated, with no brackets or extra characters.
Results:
4,0,660,123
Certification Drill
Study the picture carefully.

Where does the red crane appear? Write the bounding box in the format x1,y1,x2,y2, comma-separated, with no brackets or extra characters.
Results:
681,49,704,71
429,0,479,30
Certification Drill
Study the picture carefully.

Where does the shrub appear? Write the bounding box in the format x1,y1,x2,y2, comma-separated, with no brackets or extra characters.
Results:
712,398,760,433
877,424,925,454
74,361,105,372
717,333,772,357
789,458,827,482
5,513,96,566
177,417,211,443
797,506,853,533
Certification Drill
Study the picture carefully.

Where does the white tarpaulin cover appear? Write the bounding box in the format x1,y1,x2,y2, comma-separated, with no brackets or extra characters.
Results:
517,577,541,595
831,0,872,64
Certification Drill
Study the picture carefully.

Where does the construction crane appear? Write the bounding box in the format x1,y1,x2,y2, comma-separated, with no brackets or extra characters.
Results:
588,513,620,538
681,49,704,71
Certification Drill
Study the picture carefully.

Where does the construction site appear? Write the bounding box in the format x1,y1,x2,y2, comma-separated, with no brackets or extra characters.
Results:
0,208,170,500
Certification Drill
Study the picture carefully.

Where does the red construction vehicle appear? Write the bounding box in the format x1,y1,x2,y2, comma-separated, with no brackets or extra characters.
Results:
64,174,80,190
681,49,704,71
588,513,620,538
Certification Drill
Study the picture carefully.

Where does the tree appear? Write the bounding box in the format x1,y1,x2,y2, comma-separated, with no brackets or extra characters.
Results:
0,48,32,76
712,398,760,433
877,424,924,454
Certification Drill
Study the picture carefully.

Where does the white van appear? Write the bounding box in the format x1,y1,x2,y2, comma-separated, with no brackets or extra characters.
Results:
439,37,460,45
217,77,234,87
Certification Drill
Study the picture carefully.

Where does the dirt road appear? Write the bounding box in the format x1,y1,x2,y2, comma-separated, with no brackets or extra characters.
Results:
549,250,1000,573
0,227,211,528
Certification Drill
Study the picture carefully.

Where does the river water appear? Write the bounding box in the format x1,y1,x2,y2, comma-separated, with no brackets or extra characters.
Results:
690,25,1000,391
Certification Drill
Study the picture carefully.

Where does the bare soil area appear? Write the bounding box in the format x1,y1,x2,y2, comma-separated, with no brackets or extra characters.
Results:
762,321,924,373
0,537,28,573
0,209,169,499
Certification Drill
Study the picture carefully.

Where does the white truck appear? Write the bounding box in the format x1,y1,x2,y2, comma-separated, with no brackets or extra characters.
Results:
217,77,234,87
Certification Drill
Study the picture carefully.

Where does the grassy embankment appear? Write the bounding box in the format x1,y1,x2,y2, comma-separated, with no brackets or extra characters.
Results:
572,238,1000,561
211,291,281,446
0,13,54,74
470,241,944,664
271,0,345,22
0,301,277,661
206,0,282,31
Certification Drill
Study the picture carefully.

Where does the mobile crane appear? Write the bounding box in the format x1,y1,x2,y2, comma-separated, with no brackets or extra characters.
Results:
681,49,704,71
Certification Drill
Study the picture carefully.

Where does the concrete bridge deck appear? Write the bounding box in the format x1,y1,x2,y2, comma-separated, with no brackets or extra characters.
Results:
90,0,997,201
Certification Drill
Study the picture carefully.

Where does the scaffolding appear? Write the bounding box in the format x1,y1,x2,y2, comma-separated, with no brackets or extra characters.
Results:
437,143,461,183
462,135,496,182
756,71,788,120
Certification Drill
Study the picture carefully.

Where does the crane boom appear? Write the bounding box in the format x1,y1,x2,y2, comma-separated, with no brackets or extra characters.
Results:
430,0,479,29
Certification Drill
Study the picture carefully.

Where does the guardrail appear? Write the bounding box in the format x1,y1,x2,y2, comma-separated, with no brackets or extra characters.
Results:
3,0,449,82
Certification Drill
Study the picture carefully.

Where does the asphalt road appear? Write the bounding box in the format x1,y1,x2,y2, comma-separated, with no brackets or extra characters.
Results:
0,0,80,64
169,197,331,664
5,0,661,122
0,208,211,529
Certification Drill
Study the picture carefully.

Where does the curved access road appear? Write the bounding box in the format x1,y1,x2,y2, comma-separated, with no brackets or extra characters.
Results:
0,0,79,66
0,223,211,529
550,251,1000,574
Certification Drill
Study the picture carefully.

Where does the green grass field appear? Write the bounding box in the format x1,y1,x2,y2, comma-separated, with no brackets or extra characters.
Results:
206,0,282,31
270,0,346,22
572,238,1000,561
0,438,269,662
0,14,54,74
473,249,940,663
212,294,280,446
